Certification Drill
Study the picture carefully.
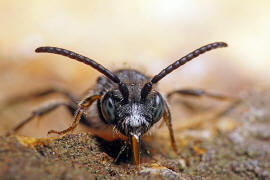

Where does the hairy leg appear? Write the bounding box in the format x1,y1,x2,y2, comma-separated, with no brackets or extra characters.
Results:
163,102,177,153
48,95,101,135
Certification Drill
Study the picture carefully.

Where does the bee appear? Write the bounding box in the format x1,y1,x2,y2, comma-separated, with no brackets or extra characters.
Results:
6,42,228,164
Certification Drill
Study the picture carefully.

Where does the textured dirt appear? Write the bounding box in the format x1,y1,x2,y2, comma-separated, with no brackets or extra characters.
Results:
1,89,270,180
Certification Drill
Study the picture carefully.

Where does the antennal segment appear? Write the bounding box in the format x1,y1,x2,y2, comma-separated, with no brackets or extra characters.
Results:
35,47,129,102
141,42,228,100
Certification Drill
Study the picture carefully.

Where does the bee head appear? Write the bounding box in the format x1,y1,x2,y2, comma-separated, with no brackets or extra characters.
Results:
100,89,164,137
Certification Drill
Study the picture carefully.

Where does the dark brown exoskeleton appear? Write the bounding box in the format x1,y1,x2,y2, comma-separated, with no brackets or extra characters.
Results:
6,42,229,164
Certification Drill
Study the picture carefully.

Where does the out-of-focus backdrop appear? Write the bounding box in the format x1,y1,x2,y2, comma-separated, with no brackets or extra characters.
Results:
0,1,270,137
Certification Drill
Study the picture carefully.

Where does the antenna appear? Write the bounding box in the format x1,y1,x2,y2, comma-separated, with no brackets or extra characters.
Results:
35,47,129,102
141,42,228,100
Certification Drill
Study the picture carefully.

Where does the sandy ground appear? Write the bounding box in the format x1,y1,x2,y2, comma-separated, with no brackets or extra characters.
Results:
0,88,270,180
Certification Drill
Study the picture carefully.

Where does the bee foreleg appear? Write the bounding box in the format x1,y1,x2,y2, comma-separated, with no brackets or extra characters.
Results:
48,95,101,135
163,102,177,153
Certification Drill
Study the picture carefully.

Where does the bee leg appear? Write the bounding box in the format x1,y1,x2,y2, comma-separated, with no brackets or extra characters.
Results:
163,102,177,153
167,88,235,101
114,142,128,164
0,86,78,114
209,98,242,120
48,95,101,135
167,88,237,112
6,101,77,136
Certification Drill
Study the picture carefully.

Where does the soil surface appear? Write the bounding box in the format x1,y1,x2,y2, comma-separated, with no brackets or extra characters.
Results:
1,89,270,180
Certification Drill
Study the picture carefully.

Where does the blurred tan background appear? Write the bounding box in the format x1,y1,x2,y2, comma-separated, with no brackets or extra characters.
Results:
0,1,270,137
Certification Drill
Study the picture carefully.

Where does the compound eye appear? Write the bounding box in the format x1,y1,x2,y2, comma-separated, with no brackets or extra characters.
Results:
101,93,116,123
152,93,164,123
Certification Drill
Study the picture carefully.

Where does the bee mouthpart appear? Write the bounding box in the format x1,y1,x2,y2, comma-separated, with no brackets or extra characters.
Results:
131,134,141,165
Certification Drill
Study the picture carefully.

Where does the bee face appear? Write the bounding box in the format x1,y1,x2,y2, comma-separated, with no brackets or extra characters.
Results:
100,90,164,137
